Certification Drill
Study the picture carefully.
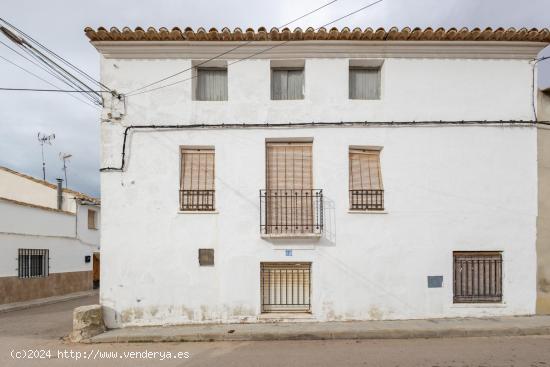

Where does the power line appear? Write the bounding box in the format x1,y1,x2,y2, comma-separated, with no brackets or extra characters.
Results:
128,0,384,97
0,39,103,105
0,17,111,92
0,87,106,92
0,22,111,105
100,120,541,172
125,0,340,95
0,55,101,108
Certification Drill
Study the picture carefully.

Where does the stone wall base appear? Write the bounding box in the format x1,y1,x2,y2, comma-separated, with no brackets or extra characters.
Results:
0,271,92,305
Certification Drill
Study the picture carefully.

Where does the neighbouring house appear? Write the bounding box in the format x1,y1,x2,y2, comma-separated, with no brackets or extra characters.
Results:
0,166,100,304
86,26,550,327
538,86,550,313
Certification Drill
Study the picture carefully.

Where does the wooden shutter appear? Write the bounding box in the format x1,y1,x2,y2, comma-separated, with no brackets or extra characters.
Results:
349,149,383,190
265,142,313,234
87,209,96,229
180,148,215,210
266,142,312,190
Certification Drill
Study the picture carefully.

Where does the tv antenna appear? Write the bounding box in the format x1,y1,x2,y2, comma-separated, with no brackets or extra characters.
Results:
37,132,55,180
59,152,72,188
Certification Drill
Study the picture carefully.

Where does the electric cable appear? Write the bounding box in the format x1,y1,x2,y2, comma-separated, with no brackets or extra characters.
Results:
127,0,384,97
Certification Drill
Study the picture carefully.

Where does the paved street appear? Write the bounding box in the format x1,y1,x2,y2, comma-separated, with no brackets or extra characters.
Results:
1,295,550,366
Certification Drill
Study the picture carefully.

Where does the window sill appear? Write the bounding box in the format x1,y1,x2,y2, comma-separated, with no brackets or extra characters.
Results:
450,303,506,308
178,210,219,214
348,210,388,214
261,233,322,240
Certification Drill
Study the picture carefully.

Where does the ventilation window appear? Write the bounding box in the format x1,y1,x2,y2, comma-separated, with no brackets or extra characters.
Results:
453,251,502,303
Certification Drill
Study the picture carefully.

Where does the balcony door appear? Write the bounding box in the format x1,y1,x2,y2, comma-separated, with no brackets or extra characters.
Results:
265,142,313,234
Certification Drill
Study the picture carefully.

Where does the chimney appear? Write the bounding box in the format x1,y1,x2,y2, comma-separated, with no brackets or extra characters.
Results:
56,178,63,210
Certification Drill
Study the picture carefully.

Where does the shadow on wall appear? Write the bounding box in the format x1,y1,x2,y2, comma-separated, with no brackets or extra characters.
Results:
320,196,336,246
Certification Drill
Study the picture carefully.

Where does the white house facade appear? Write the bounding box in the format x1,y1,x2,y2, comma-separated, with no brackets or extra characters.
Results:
87,26,550,327
0,166,101,304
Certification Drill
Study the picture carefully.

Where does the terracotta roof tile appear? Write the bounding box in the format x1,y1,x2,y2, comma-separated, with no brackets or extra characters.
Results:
84,26,550,43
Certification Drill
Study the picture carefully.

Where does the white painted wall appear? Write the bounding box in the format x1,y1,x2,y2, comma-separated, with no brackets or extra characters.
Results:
100,125,537,327
0,200,96,277
0,168,101,280
100,56,536,163
77,204,100,247
98,50,539,327
0,169,76,212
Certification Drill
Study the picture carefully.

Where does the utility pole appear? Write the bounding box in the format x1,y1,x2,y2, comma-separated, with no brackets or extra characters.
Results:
59,153,72,188
37,132,55,180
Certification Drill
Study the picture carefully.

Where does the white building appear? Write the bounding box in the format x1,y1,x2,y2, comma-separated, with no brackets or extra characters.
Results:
0,166,100,304
87,26,550,327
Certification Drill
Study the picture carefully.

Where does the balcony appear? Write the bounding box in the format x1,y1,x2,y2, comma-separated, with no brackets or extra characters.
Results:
260,189,323,238
349,189,384,211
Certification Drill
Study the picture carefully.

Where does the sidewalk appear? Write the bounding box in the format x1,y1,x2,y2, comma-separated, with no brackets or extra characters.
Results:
89,315,550,343
0,290,98,314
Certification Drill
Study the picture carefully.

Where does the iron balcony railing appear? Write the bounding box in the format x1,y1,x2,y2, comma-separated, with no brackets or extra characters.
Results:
179,190,215,211
260,189,323,236
349,189,384,211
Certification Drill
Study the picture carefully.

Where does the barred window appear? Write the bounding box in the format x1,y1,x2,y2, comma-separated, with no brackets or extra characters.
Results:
349,148,384,210
197,68,227,101
18,249,49,278
349,67,381,100
271,68,304,100
453,252,503,303
180,147,215,211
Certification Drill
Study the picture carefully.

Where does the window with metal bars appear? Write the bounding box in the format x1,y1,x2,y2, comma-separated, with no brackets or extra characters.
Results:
18,249,49,278
349,148,384,210
180,147,215,211
453,252,503,303
261,262,311,312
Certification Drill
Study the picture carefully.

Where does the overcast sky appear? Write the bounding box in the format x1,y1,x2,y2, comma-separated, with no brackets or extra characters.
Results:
0,0,549,198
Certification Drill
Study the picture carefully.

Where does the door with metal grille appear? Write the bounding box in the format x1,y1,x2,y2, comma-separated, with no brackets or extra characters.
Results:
261,262,311,313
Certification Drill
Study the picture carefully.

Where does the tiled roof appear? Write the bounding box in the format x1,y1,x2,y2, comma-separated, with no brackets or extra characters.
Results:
84,26,550,42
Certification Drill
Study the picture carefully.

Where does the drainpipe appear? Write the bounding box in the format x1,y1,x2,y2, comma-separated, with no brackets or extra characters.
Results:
56,178,63,210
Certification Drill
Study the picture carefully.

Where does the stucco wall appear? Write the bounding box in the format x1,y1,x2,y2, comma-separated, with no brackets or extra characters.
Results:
0,200,97,277
100,57,535,166
77,203,101,247
100,125,537,327
538,91,550,314
98,53,540,327
0,169,76,212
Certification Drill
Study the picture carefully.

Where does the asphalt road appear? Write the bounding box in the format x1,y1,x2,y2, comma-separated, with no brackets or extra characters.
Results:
1,294,549,366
